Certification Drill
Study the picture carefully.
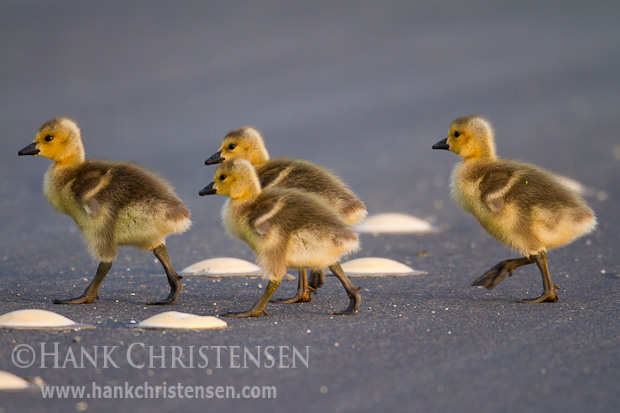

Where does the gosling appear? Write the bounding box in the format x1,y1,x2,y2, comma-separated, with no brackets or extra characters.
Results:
199,159,361,317
205,126,367,301
18,117,191,305
432,116,596,303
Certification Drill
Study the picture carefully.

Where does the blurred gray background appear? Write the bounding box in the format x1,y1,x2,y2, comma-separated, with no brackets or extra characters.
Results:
1,1,619,412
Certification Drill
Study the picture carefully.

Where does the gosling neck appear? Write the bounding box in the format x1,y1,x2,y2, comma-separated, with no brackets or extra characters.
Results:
53,152,86,167
229,177,262,201
52,139,86,167
250,147,270,166
461,147,497,163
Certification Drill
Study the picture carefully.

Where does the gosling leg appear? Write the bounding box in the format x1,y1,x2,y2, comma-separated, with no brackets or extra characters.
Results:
148,244,183,305
329,263,361,315
223,279,281,318
308,269,326,289
54,261,112,304
471,257,534,289
271,269,315,304
516,252,559,303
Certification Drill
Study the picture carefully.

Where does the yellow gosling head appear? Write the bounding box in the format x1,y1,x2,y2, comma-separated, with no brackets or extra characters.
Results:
199,159,261,200
433,116,497,160
205,127,270,166
19,117,85,165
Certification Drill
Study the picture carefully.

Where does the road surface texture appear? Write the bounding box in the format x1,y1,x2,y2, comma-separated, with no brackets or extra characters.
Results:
1,1,618,412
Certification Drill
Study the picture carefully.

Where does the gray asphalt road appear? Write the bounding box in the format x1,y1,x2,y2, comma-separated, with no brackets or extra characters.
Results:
1,1,619,412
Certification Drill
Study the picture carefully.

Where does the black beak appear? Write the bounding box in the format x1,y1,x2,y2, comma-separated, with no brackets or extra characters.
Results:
205,151,225,165
199,182,217,196
18,142,40,156
432,138,449,150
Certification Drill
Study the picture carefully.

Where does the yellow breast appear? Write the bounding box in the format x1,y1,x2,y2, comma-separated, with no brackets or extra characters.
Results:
450,162,501,232
221,199,258,248
43,165,87,226
450,162,479,214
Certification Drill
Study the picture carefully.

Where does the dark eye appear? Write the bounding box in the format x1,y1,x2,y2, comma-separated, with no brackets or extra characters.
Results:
45,135,54,142
454,131,461,138
228,143,236,150
219,174,227,181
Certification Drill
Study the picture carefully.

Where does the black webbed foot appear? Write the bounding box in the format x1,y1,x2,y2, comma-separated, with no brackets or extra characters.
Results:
54,294,99,305
221,309,268,318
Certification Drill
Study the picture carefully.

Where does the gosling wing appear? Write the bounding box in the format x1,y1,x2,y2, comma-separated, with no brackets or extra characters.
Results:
248,196,283,236
478,165,520,213
478,161,581,214
71,164,113,216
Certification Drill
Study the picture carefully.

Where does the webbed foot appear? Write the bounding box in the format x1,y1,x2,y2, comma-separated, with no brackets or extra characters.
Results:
330,287,361,315
221,309,267,318
515,253,559,303
471,257,534,289
516,293,558,303
54,261,112,305
147,284,183,305
146,295,179,305
471,263,512,289
270,286,315,304
151,245,184,305
54,294,99,305
223,279,280,318
328,263,361,315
